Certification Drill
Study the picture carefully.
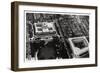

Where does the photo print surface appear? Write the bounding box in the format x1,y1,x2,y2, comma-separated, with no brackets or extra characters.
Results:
25,11,89,61
11,2,97,70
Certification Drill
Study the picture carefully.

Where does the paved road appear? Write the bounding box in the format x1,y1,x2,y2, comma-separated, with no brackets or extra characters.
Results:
54,19,71,58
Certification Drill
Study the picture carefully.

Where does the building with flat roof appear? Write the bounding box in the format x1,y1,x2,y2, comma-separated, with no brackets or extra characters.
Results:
34,22,57,39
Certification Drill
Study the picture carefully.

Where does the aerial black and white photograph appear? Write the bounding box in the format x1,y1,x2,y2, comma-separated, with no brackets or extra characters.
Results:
25,12,89,61
11,2,97,70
